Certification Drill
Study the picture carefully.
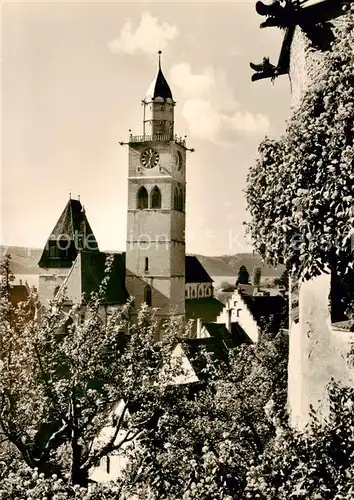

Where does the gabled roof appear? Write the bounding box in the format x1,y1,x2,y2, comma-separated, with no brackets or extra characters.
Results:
185,256,213,283
62,251,129,305
203,322,253,346
81,252,128,304
38,199,99,268
239,292,288,334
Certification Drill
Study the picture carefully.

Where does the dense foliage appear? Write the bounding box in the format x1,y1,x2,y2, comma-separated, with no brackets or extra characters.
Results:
0,255,184,489
246,11,354,280
0,254,289,499
246,382,354,500
125,331,288,499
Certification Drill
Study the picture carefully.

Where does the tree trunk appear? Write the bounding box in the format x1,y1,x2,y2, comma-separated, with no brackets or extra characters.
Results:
71,442,89,486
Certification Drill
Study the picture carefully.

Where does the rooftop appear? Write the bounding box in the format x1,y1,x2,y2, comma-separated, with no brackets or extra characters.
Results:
145,51,173,101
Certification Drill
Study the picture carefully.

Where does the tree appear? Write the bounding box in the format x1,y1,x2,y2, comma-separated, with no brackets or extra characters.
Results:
274,268,289,290
0,255,185,489
252,267,262,286
245,381,354,499
125,331,289,499
236,265,250,285
245,11,354,281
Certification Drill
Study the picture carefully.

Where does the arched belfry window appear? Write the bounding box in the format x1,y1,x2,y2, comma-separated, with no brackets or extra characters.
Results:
137,186,148,209
151,186,162,209
178,189,184,212
174,188,179,211
144,284,152,307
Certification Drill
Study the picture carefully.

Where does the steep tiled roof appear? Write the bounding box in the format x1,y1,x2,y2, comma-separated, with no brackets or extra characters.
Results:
38,199,99,268
185,256,213,283
81,252,128,305
62,251,129,305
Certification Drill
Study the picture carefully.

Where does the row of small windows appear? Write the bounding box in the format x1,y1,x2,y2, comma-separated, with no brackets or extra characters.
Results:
136,186,184,212
185,285,212,299
137,186,161,209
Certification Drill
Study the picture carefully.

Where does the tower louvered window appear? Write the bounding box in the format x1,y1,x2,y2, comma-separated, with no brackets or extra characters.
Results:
178,189,184,212
151,186,162,209
137,186,148,209
174,188,179,211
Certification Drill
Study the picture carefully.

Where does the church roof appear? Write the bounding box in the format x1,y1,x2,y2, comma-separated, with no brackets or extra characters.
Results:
38,198,99,268
185,256,213,283
61,251,129,305
145,52,173,101
202,322,253,345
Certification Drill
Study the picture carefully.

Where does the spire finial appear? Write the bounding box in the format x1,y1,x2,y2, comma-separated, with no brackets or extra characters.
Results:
78,194,80,202
158,50,162,69
69,191,71,200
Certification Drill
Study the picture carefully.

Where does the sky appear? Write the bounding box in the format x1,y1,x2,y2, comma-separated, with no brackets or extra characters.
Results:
2,0,292,256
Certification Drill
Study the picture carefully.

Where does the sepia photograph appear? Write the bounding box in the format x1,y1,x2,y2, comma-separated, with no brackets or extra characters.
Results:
1,0,354,497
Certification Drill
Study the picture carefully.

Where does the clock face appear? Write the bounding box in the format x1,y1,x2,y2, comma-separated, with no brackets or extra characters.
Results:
140,148,159,169
175,151,183,170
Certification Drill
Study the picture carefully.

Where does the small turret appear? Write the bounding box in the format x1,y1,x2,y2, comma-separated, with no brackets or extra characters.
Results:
142,51,175,139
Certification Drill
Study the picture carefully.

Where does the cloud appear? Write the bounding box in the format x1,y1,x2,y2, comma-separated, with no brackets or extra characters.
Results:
170,63,215,98
107,12,178,56
170,62,269,144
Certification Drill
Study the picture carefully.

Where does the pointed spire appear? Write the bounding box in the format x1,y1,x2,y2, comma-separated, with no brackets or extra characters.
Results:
145,50,173,101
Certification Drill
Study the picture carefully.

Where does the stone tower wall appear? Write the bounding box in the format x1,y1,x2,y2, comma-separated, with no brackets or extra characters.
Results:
125,138,186,321
287,21,354,429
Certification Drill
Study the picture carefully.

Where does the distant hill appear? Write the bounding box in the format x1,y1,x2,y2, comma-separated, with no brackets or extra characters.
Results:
193,253,285,282
0,246,285,283
0,246,42,274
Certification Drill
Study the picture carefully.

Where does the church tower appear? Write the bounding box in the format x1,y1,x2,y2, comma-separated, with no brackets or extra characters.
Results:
125,52,186,323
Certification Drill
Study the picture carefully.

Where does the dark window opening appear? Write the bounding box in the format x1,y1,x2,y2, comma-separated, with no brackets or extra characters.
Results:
145,257,149,273
174,187,179,211
151,186,162,209
178,189,184,212
144,285,152,307
137,186,148,209
49,244,60,259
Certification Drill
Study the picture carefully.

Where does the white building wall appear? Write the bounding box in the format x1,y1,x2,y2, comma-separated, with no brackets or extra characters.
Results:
216,289,259,343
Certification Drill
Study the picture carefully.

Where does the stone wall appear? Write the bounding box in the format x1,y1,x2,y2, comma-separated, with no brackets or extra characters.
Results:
38,269,69,305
